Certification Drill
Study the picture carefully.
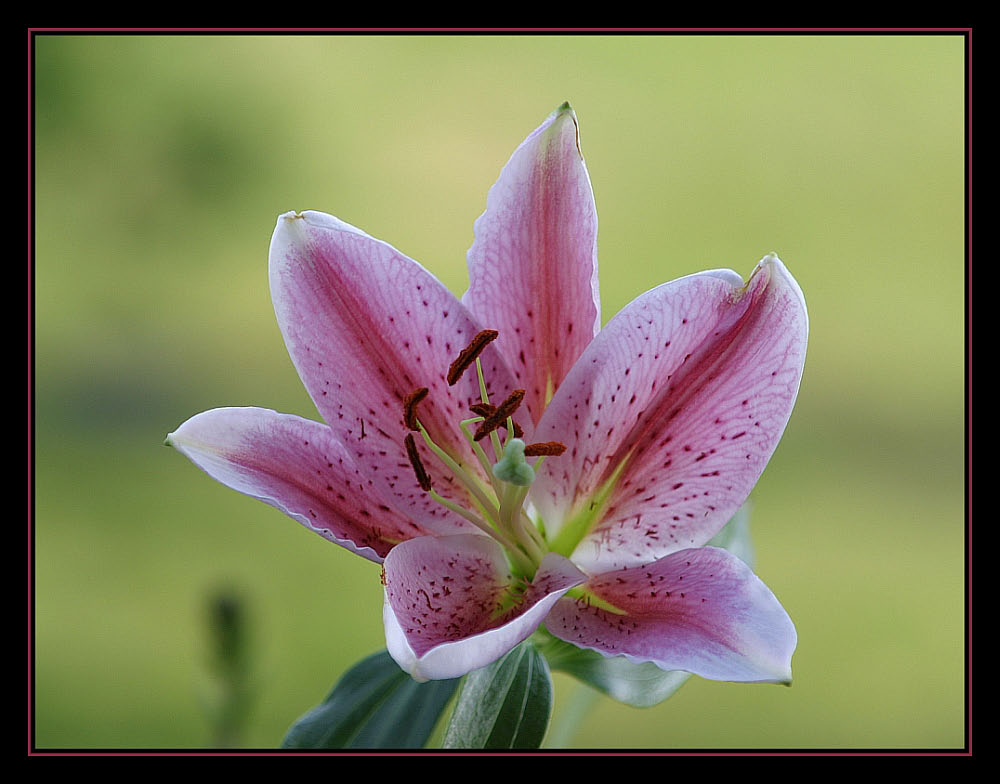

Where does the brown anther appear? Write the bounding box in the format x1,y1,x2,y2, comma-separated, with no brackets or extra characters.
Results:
404,433,433,492
469,402,496,418
523,441,567,457
402,387,429,431
470,402,522,437
473,389,525,441
447,329,499,386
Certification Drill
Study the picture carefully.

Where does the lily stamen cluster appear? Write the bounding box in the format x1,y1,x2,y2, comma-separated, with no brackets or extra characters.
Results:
402,332,566,578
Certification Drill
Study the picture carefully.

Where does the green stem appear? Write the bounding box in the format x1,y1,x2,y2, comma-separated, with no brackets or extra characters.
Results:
544,681,602,748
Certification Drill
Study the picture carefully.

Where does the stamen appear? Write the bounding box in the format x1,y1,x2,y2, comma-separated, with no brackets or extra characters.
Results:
447,329,499,386
470,403,523,438
402,387,429,431
474,389,525,442
524,441,567,457
403,433,432,492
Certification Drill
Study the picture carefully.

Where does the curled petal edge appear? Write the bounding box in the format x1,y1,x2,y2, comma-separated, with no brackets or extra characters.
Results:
384,544,586,682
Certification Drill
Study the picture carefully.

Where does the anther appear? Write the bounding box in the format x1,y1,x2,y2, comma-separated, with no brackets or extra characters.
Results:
402,387,429,431
474,389,525,441
523,441,567,457
447,329,499,386
469,402,495,418
404,433,433,492
470,402,523,438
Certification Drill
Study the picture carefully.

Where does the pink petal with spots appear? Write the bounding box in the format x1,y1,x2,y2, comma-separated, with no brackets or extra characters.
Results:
166,407,456,562
545,546,796,683
270,211,528,529
533,255,808,572
382,534,586,681
463,104,600,426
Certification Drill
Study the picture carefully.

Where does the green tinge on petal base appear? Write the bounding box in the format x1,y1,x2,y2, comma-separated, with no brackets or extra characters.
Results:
548,455,630,558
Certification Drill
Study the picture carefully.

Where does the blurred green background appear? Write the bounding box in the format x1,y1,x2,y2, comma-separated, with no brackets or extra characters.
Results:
33,34,965,749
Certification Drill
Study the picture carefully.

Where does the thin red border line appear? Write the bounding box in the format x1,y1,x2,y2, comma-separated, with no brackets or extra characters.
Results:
965,26,972,758
27,26,34,758
24,26,973,758
25,27,973,33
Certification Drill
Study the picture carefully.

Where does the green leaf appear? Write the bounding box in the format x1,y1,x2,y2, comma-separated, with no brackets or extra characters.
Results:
537,630,691,707
281,650,459,749
442,641,552,749
708,501,755,568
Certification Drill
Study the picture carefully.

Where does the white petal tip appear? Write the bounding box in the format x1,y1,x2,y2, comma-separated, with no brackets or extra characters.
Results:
275,210,306,227
763,661,794,685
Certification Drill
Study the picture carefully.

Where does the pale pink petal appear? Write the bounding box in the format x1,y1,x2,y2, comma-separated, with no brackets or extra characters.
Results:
545,546,796,683
270,211,528,529
382,534,585,681
533,255,808,572
166,407,457,562
463,103,600,425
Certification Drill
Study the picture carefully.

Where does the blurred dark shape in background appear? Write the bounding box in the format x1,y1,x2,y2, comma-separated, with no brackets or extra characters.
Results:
202,586,258,748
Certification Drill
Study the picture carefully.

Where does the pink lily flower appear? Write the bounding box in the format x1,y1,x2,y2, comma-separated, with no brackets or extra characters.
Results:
167,104,807,686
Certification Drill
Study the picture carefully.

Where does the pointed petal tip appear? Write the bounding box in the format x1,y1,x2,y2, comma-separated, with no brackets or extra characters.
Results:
759,655,794,686
754,251,808,325
271,209,375,248
273,210,307,233
549,101,581,151
553,100,574,118
527,102,581,159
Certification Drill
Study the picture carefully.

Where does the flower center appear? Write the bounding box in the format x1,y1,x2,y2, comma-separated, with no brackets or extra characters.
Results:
401,330,565,579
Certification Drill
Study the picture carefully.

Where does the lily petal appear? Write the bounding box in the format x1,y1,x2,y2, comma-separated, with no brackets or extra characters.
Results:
166,407,454,562
383,534,586,681
464,103,600,425
544,546,796,684
534,255,808,572
270,211,527,528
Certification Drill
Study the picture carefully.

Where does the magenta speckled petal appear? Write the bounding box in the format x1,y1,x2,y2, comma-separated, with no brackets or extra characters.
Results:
463,104,600,425
166,407,456,562
532,255,807,572
383,534,585,681
170,106,806,687
270,211,528,529
545,546,796,683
